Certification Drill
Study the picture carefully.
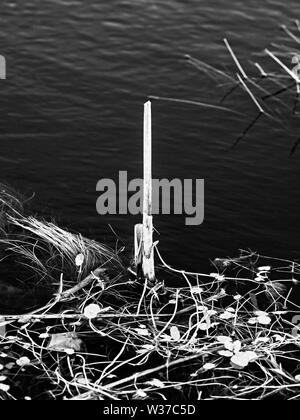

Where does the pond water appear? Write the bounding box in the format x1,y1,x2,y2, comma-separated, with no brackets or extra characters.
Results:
0,0,300,272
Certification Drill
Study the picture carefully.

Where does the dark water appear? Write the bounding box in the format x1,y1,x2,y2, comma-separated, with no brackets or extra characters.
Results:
0,0,300,272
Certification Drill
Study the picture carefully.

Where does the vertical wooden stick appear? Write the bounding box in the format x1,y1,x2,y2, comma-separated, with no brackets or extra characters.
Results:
142,101,155,282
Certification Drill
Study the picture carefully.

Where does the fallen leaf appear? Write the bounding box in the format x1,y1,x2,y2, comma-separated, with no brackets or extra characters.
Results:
254,336,270,344
146,378,164,388
210,273,225,281
0,383,10,392
134,328,150,337
255,275,267,282
135,389,147,398
218,350,233,357
257,315,272,325
203,363,216,371
216,336,232,345
220,311,235,320
75,253,85,267
232,340,242,353
170,326,181,341
199,323,210,331
83,304,101,319
39,333,50,339
191,286,204,294
258,266,271,272
16,357,30,367
230,352,251,369
47,332,82,353
230,351,258,370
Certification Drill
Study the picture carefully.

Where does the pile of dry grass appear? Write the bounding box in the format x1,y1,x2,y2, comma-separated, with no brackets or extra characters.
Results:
0,185,126,313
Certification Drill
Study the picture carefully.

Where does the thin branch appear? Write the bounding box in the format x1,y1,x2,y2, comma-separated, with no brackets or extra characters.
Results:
237,73,265,114
224,38,248,79
60,268,106,299
149,95,243,115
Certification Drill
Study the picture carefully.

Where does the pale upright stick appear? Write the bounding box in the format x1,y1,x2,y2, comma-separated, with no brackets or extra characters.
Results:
142,101,155,282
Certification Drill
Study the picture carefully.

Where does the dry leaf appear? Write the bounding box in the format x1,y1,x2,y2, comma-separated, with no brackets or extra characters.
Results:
231,351,258,370
203,363,216,371
134,328,150,337
0,383,10,392
47,332,82,353
16,357,30,367
170,326,181,341
75,253,84,267
83,304,101,319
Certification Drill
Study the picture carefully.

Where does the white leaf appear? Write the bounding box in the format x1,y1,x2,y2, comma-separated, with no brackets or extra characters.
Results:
255,276,266,282
134,328,150,337
75,253,84,267
216,336,232,345
254,336,270,344
170,326,181,341
135,389,147,398
226,307,236,313
210,273,225,281
273,334,284,342
199,323,210,331
218,350,233,357
146,378,165,388
64,348,75,355
191,286,204,294
233,340,242,354
83,304,101,319
230,351,258,370
160,334,172,342
224,341,234,351
230,352,251,369
0,383,10,392
140,344,155,350
257,315,272,325
39,333,50,339
203,363,216,371
258,266,271,272
76,376,90,385
220,311,235,320
207,310,217,316
254,311,268,317
16,357,30,367
244,351,258,362
47,332,82,353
